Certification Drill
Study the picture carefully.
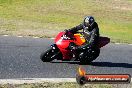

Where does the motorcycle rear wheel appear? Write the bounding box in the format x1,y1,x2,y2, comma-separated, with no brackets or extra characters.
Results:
80,48,100,64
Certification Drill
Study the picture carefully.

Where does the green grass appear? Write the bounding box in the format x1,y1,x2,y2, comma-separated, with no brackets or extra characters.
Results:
0,82,131,88
0,82,132,88
0,0,132,43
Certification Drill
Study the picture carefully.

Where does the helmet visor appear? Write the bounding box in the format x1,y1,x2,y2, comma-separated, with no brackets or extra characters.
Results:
84,17,90,27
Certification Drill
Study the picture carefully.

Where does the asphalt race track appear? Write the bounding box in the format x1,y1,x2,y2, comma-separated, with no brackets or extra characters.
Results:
0,36,132,79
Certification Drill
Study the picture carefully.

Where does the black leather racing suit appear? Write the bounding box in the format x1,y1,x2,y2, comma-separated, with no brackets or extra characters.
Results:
68,22,100,61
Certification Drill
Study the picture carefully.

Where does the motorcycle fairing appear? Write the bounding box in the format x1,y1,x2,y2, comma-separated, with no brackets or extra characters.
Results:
55,31,110,60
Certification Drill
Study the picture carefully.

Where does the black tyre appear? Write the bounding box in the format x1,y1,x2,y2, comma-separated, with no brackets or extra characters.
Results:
40,47,56,62
80,48,100,64
80,55,93,64
93,48,100,60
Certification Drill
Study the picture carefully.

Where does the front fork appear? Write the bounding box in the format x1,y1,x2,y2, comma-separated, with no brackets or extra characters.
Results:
50,44,62,60
50,44,58,50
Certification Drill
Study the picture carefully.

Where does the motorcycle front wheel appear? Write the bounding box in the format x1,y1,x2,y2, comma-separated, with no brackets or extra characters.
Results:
40,47,62,62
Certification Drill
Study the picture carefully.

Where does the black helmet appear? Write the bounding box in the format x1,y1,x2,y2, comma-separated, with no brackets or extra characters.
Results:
83,16,95,27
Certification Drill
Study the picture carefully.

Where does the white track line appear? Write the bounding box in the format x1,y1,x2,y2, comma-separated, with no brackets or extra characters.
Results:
50,38,55,39
129,44,132,46
33,37,39,38
3,35,9,36
0,78,76,84
115,43,121,44
18,36,23,37
0,78,131,84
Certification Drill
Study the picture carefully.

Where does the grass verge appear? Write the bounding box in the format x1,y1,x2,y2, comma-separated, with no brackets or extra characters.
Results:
0,82,131,88
0,0,132,43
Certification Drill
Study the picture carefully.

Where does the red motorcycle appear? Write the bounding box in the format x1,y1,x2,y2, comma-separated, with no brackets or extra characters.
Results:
40,31,110,63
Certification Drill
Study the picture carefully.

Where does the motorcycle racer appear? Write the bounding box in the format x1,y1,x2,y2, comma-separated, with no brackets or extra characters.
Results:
67,16,100,63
